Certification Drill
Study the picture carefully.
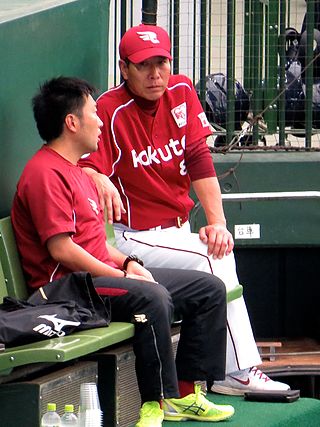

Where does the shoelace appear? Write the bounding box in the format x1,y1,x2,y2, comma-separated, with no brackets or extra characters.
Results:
193,385,210,405
249,367,271,382
177,385,208,416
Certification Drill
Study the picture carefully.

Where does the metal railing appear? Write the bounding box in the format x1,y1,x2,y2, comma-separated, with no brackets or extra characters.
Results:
221,190,320,202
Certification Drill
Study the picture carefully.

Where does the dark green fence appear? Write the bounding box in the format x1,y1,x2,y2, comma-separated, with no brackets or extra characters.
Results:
109,0,320,149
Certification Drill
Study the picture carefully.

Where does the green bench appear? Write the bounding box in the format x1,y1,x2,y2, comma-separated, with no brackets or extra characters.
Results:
0,216,243,374
0,216,135,375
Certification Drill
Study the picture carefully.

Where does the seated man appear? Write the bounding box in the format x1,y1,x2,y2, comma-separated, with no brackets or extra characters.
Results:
11,76,234,426
80,24,290,395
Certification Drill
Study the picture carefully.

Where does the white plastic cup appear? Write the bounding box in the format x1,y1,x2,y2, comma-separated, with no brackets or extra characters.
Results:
78,383,102,426
81,409,103,426
79,383,101,411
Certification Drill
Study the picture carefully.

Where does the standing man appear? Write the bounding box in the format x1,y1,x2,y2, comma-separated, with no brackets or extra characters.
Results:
80,24,290,395
11,76,235,426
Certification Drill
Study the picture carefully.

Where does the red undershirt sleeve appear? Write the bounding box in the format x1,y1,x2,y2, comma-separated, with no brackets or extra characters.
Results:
185,137,217,181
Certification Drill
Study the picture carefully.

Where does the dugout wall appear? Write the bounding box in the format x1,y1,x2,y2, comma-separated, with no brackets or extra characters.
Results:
0,0,110,217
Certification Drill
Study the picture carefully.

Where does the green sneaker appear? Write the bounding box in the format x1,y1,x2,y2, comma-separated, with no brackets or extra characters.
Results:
163,384,235,422
135,401,164,427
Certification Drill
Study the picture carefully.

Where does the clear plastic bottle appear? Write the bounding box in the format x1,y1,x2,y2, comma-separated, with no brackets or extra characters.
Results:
40,403,61,427
61,404,78,426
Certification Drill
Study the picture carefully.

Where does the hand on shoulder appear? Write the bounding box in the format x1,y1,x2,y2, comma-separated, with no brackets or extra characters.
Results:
87,171,125,223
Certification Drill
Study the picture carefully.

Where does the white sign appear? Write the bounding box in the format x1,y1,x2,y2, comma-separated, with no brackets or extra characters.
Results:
234,224,261,239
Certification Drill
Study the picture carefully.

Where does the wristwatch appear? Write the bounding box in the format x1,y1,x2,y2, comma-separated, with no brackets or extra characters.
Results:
123,255,144,271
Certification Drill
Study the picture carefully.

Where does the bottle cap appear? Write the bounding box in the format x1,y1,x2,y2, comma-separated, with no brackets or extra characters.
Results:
64,404,74,412
47,403,56,411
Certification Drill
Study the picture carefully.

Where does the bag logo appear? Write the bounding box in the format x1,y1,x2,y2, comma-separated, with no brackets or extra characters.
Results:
33,314,80,338
171,102,187,128
137,31,160,44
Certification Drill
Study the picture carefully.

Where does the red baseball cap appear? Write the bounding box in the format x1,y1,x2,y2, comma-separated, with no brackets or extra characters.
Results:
119,24,172,63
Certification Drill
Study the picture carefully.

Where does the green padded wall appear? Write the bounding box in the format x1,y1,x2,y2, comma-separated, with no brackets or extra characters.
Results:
191,151,320,246
0,0,110,217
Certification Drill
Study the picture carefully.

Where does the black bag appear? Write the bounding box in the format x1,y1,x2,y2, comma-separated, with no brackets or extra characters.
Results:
195,73,250,146
0,272,110,348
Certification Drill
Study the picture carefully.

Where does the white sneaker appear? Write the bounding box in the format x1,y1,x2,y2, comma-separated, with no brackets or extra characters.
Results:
211,367,290,396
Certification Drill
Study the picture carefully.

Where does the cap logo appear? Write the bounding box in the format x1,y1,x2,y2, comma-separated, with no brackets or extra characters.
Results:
137,31,160,44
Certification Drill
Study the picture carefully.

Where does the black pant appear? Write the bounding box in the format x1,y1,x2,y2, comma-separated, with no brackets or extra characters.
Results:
93,268,226,402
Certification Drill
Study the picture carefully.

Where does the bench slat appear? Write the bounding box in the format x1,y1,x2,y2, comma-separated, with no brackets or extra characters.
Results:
227,284,243,303
0,216,28,300
0,322,134,372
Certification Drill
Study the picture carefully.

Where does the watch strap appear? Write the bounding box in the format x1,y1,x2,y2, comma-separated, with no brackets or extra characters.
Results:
123,255,144,271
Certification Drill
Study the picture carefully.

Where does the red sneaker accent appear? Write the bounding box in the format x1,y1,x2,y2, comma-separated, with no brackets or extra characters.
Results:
249,367,271,382
229,376,250,386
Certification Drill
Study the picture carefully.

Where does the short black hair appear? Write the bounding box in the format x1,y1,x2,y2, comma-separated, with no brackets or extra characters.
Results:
32,76,96,142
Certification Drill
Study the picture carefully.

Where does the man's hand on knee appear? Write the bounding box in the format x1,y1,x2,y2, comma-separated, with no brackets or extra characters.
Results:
199,224,234,259
126,262,157,283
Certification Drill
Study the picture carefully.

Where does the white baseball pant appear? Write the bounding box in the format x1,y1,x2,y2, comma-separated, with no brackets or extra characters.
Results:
114,221,261,375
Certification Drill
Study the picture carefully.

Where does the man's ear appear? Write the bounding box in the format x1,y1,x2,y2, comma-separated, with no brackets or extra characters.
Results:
119,59,129,80
64,113,78,133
